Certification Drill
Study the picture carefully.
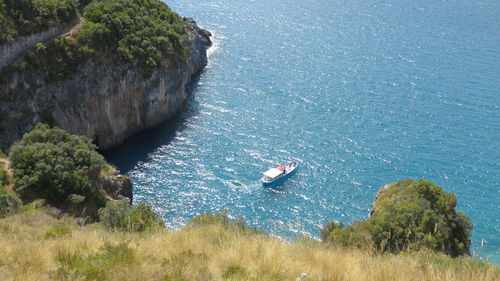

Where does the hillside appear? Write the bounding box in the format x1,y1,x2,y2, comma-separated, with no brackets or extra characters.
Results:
0,210,498,281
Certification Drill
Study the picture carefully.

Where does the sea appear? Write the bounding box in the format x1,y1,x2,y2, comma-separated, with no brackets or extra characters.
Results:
105,0,500,263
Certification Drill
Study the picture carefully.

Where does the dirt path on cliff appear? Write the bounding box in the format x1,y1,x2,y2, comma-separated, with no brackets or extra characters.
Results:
5,16,83,70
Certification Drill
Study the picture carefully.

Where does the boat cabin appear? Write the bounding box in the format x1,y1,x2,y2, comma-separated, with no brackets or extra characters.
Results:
262,168,285,181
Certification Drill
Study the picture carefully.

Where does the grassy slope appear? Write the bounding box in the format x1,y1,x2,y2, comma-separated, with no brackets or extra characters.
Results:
0,210,498,281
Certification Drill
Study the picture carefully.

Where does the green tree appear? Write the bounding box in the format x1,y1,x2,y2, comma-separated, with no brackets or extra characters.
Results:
9,123,106,213
79,0,189,76
98,199,133,229
320,220,344,242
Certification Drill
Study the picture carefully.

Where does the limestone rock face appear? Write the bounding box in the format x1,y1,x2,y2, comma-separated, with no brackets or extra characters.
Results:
0,18,211,151
101,173,133,204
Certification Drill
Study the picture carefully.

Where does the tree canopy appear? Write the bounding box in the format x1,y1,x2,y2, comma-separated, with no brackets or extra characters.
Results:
9,123,106,212
0,0,80,44
80,0,188,73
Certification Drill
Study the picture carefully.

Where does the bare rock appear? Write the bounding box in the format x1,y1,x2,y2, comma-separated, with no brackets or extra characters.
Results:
296,273,309,281
74,217,88,226
101,173,133,204
49,207,63,218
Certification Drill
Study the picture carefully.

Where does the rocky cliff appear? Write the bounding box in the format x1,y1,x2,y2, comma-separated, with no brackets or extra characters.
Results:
0,18,211,151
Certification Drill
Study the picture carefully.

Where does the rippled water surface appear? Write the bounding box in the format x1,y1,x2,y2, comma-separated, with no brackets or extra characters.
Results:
105,0,500,262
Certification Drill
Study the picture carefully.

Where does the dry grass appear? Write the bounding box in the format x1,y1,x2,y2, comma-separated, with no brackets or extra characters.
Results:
0,157,14,191
0,210,498,281
100,164,118,178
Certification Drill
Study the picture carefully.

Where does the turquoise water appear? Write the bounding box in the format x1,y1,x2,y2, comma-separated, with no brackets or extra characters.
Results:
105,0,500,263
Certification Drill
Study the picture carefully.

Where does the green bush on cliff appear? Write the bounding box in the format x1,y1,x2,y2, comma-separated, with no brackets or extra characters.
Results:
80,0,189,74
0,0,80,44
121,203,164,232
17,37,92,82
98,199,133,229
322,179,472,257
9,123,106,212
99,200,164,232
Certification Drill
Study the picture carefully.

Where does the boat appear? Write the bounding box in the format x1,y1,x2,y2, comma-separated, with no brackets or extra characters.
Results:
261,161,298,186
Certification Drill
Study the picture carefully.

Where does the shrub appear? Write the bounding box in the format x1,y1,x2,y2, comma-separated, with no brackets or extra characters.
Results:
9,123,106,212
121,203,164,232
98,199,133,229
323,179,473,257
98,201,163,232
320,220,344,242
22,198,46,212
17,36,92,82
67,194,86,204
0,188,22,217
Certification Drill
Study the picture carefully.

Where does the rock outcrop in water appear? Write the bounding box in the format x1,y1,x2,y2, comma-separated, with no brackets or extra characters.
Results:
322,179,472,257
0,18,211,151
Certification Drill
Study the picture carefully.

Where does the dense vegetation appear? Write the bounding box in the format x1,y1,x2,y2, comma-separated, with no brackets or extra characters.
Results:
99,199,164,232
10,0,189,80
15,37,91,82
9,123,107,215
3,124,163,231
80,0,189,72
0,0,80,44
322,179,473,257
